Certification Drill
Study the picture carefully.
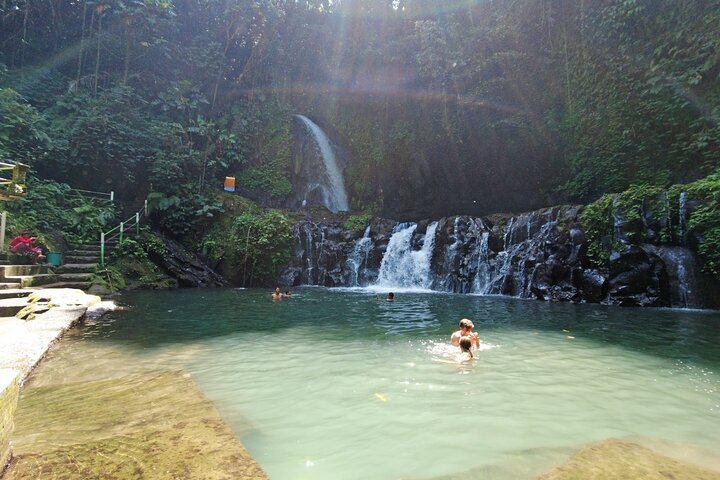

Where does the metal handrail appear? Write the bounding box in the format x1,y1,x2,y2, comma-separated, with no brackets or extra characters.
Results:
100,199,148,266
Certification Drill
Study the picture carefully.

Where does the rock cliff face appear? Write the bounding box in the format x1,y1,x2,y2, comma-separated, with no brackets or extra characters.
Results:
279,204,719,309
151,231,228,288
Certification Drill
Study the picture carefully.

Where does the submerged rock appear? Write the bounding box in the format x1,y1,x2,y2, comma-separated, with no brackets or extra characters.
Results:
537,439,720,480
6,371,269,479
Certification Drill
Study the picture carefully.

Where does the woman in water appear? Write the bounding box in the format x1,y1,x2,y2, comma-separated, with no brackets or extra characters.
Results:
457,336,474,363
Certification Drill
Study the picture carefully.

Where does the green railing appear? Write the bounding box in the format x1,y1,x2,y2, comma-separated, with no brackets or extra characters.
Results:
100,199,148,266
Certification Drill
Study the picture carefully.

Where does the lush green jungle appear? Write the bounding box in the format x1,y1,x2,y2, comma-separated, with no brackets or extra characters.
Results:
1,0,720,288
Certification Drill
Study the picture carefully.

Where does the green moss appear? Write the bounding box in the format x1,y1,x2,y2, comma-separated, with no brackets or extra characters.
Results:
538,439,720,480
681,170,720,278
97,235,176,290
343,213,372,233
1,371,20,469
201,196,294,286
580,171,720,279
580,194,614,267
236,102,293,199
7,372,269,480
615,183,664,224
238,159,293,198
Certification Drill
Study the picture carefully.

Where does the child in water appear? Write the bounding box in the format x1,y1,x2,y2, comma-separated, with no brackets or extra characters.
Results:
457,336,474,363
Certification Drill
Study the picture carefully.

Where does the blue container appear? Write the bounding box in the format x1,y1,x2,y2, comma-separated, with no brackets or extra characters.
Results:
46,252,63,267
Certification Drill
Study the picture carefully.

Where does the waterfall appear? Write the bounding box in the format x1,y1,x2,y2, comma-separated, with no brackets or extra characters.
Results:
295,115,349,213
471,232,491,294
643,245,701,308
376,222,439,289
348,226,373,286
678,192,687,244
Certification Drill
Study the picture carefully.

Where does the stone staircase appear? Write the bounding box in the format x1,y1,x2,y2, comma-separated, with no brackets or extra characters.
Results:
0,238,117,296
41,239,118,290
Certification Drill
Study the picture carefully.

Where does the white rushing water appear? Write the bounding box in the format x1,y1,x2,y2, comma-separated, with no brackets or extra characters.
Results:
295,115,349,212
348,226,373,287
376,222,439,290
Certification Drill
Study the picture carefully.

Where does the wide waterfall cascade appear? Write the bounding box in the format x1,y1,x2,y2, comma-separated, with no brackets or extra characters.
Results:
294,115,349,213
376,222,439,289
348,226,373,287
282,204,711,308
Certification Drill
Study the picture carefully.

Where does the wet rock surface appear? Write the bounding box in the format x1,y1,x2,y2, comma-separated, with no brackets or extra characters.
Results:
6,372,269,480
151,231,228,288
279,201,717,309
537,439,720,480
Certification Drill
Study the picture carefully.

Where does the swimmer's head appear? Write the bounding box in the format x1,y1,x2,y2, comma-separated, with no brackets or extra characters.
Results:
459,318,474,331
459,336,473,352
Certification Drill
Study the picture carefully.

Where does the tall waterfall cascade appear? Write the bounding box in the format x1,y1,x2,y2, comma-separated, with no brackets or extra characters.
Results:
294,115,349,213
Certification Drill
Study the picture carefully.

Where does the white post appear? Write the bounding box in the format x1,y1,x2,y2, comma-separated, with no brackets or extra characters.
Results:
0,212,6,252
144,199,148,216
110,191,114,202
136,212,140,235
100,231,105,266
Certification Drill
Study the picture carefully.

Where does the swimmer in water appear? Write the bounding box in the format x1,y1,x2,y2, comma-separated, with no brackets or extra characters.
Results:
387,292,394,302
271,287,283,300
457,336,474,363
432,335,475,365
450,318,479,349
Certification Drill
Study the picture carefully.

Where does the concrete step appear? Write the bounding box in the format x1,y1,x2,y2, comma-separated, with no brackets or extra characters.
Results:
64,255,100,263
38,281,92,290
58,273,93,282
67,249,100,254
0,298,27,317
0,282,23,290
0,264,52,280
5,274,59,288
0,297,28,317
57,263,96,274
0,289,32,300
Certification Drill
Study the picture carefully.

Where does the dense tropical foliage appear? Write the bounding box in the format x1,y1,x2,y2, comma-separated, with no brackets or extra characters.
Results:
1,0,719,284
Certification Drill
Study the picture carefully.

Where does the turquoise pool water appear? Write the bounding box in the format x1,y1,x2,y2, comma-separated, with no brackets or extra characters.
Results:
29,288,720,479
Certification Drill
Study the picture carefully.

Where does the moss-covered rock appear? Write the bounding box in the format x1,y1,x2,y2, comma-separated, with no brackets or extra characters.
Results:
537,439,720,480
0,369,20,471
6,372,269,480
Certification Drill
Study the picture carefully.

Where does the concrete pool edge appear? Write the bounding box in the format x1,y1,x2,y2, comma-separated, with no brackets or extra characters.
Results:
0,288,101,473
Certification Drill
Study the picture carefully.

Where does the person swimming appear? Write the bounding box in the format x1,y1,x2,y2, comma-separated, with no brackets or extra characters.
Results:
450,318,480,349
457,336,474,363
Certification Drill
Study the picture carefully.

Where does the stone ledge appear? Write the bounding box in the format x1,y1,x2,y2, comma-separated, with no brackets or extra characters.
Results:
0,288,103,474
0,369,20,472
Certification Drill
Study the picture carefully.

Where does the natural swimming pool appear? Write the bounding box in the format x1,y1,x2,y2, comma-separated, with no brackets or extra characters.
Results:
23,288,720,479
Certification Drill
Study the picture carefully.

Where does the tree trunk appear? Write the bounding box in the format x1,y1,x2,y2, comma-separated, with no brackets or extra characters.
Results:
94,10,102,93
76,1,88,89
123,17,131,84
20,0,30,70
242,224,252,286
